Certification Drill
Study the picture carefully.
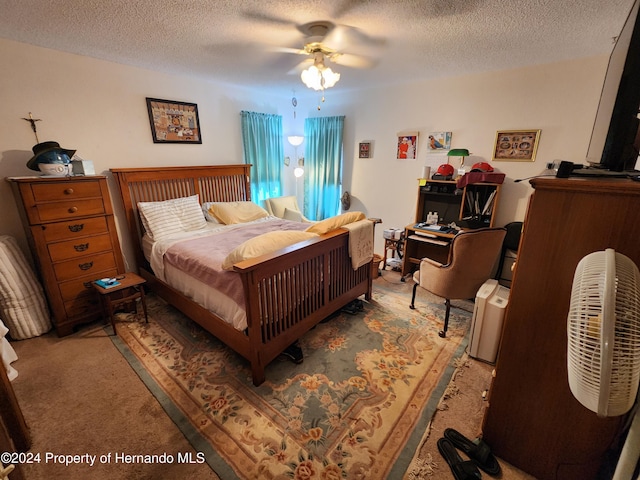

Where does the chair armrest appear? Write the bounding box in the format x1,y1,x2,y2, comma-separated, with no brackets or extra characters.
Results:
420,257,443,268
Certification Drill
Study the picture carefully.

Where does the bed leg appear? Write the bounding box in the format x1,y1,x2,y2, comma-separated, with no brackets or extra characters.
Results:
251,367,266,386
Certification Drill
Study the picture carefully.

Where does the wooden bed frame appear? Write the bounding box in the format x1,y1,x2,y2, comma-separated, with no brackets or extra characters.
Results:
111,165,373,385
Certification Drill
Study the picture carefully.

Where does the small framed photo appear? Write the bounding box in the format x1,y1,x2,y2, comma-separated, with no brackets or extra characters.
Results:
146,97,202,144
493,129,540,161
427,131,452,153
359,141,372,158
397,132,418,160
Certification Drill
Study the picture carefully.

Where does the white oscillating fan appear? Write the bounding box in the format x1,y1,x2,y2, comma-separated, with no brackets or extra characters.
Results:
567,248,640,480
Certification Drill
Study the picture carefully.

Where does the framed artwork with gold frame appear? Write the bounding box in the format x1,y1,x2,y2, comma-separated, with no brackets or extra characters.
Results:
492,129,540,161
146,97,202,144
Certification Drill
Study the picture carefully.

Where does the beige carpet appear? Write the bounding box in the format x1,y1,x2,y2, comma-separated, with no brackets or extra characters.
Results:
7,270,535,479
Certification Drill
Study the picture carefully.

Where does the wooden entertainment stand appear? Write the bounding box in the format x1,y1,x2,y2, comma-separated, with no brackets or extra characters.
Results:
482,176,640,479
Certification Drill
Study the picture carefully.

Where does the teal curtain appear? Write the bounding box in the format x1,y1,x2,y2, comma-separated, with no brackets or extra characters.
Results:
240,111,283,203
303,116,344,220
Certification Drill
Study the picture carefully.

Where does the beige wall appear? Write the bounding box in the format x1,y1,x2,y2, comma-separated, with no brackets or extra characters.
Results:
295,57,608,247
1,37,608,268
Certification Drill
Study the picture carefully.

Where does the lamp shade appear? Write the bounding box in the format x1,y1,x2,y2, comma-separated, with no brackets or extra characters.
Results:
447,149,470,157
287,135,304,146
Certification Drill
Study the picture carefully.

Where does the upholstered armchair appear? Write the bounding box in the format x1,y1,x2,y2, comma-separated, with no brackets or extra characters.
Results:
410,227,506,337
263,196,316,223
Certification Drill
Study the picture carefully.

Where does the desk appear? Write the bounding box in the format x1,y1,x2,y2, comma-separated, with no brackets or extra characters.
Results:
401,225,457,278
93,272,148,333
401,179,502,279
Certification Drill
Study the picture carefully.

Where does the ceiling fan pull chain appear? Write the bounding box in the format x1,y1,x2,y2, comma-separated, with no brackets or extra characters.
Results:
317,93,326,110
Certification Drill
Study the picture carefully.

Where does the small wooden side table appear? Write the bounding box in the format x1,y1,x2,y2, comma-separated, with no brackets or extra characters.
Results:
382,237,402,270
93,272,148,333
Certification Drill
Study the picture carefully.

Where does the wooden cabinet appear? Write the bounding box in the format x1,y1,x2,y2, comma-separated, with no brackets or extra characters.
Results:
401,179,501,277
8,176,125,336
481,177,640,480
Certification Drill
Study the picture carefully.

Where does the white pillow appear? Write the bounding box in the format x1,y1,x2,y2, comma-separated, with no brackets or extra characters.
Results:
201,202,220,223
283,207,303,222
138,195,207,240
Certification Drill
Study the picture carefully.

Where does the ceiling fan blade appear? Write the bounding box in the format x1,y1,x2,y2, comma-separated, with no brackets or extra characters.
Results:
329,52,376,69
331,0,369,19
287,58,313,75
242,10,296,27
322,24,385,51
268,46,307,55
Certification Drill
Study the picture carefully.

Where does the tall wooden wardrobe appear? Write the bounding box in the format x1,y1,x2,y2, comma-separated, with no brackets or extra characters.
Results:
482,176,640,480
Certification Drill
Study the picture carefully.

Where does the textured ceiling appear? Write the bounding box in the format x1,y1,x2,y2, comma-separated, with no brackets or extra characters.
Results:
0,0,636,94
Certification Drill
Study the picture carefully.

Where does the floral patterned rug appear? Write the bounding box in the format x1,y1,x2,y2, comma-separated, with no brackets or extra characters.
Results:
111,281,471,480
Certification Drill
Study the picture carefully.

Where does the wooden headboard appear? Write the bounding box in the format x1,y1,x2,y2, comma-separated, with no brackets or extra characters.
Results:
111,164,251,268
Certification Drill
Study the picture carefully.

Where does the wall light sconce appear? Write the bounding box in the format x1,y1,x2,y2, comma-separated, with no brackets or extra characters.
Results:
288,136,304,174
294,157,304,177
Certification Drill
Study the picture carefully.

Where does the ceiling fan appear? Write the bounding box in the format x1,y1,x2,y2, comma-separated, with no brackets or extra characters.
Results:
286,21,379,92
244,12,382,92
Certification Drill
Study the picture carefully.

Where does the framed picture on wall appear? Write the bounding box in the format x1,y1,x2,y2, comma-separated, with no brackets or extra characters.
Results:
493,129,541,161
397,132,418,160
146,97,202,144
426,131,452,153
359,141,372,158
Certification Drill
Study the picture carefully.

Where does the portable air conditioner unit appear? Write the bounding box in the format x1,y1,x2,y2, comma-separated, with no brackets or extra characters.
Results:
469,279,510,364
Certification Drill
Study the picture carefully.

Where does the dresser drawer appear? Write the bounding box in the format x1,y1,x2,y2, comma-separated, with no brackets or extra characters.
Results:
64,295,102,320
53,251,117,282
34,198,106,222
59,269,119,301
31,181,102,202
41,217,109,243
48,233,113,262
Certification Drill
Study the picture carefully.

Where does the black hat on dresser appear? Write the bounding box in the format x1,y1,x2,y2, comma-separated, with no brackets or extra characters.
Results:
26,141,76,171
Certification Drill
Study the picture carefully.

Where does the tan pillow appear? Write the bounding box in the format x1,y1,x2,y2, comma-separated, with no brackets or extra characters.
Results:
208,201,269,225
222,231,318,270
283,207,303,222
305,211,366,235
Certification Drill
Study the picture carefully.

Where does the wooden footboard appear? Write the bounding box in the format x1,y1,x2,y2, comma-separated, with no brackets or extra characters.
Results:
235,229,372,384
111,165,372,385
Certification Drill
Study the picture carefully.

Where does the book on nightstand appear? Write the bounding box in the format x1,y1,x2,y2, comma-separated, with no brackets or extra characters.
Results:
94,278,121,289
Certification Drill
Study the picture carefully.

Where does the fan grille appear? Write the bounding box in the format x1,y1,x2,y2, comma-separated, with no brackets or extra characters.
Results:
567,249,640,417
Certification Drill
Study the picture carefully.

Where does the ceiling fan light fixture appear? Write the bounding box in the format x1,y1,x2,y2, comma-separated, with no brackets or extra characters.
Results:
301,62,340,91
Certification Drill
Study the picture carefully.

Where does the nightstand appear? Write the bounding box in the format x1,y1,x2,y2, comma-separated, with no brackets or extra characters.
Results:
93,272,148,333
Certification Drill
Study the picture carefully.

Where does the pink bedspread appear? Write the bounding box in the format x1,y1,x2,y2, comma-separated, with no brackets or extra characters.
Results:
163,219,309,310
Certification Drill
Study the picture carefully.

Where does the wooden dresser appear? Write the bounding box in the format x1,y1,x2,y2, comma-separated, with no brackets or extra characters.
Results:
8,175,125,336
481,176,640,479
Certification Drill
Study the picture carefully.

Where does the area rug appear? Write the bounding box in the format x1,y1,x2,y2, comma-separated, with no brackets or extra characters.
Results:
110,281,471,480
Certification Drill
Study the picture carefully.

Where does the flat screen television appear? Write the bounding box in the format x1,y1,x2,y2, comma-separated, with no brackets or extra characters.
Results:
586,0,640,172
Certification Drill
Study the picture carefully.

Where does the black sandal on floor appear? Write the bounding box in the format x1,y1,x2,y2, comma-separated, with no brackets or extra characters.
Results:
444,428,501,476
281,342,304,364
437,437,481,480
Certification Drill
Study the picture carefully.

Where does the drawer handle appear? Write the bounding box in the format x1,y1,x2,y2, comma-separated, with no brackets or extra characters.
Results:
68,224,84,232
78,261,93,271
64,188,74,195
74,243,89,252
82,281,92,288
68,206,78,214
